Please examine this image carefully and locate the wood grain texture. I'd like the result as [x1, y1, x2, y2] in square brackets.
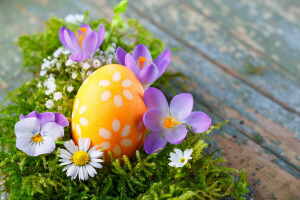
[1, 0, 300, 199]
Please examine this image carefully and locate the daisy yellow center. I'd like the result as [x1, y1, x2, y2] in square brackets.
[163, 117, 180, 128]
[31, 134, 43, 144]
[137, 56, 151, 69]
[73, 151, 89, 166]
[180, 157, 185, 163]
[76, 27, 87, 49]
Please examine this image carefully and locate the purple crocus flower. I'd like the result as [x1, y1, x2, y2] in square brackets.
[59, 24, 105, 62]
[20, 111, 69, 128]
[15, 111, 68, 156]
[116, 44, 171, 89]
[142, 87, 211, 154]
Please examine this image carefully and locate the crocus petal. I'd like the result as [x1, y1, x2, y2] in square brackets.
[154, 48, 171, 77]
[143, 108, 165, 131]
[143, 87, 169, 113]
[163, 125, 187, 145]
[40, 122, 64, 140]
[81, 31, 98, 56]
[54, 113, 69, 127]
[32, 136, 55, 156]
[116, 47, 127, 66]
[143, 131, 167, 154]
[69, 52, 90, 62]
[170, 93, 193, 121]
[183, 111, 211, 133]
[132, 44, 153, 63]
[96, 25, 105, 49]
[138, 63, 159, 89]
[15, 117, 40, 137]
[80, 24, 92, 33]
[59, 27, 80, 52]
[125, 53, 139, 75]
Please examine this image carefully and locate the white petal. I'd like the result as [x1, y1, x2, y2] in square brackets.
[183, 149, 193, 158]
[79, 166, 84, 181]
[15, 134, 35, 156]
[64, 140, 78, 154]
[90, 158, 103, 163]
[59, 149, 73, 159]
[88, 145, 98, 154]
[15, 117, 40, 137]
[60, 160, 73, 166]
[168, 162, 176, 167]
[83, 138, 91, 152]
[174, 149, 183, 158]
[66, 164, 76, 177]
[78, 137, 84, 151]
[31, 137, 55, 156]
[41, 122, 64, 140]
[85, 164, 97, 177]
[89, 161, 102, 169]
[63, 164, 72, 172]
[71, 166, 79, 180]
[89, 150, 103, 159]
[83, 166, 89, 180]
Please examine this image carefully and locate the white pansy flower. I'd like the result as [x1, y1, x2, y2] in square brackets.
[46, 99, 54, 109]
[15, 117, 64, 156]
[59, 138, 103, 181]
[168, 148, 193, 168]
[53, 92, 63, 101]
[67, 86, 74, 93]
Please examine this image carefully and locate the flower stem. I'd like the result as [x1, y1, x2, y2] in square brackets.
[55, 140, 65, 145]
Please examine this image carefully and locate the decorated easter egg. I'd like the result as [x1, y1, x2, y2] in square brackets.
[71, 64, 147, 158]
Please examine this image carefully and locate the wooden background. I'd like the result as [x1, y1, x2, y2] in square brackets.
[1, 0, 300, 199]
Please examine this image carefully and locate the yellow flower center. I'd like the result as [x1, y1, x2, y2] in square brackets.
[76, 27, 87, 49]
[180, 157, 185, 163]
[137, 56, 151, 69]
[72, 151, 89, 166]
[31, 134, 43, 144]
[163, 117, 180, 128]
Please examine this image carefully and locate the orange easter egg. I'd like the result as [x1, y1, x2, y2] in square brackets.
[71, 64, 147, 158]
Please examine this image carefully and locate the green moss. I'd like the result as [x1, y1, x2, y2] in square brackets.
[0, 1, 248, 199]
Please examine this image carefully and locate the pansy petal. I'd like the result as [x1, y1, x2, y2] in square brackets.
[154, 48, 171, 77]
[16, 134, 35, 156]
[116, 47, 127, 66]
[59, 27, 80, 52]
[69, 52, 90, 62]
[143, 131, 167, 154]
[32, 136, 55, 156]
[125, 54, 139, 75]
[138, 63, 159, 89]
[132, 44, 152, 63]
[54, 113, 69, 127]
[170, 93, 193, 120]
[41, 122, 64, 140]
[183, 111, 211, 133]
[19, 111, 40, 120]
[143, 87, 169, 113]
[96, 25, 105, 49]
[39, 112, 55, 128]
[81, 31, 98, 56]
[15, 117, 40, 137]
[163, 125, 187, 145]
[143, 109, 165, 131]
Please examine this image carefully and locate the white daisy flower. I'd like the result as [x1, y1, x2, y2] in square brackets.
[14, 117, 64, 156]
[59, 137, 103, 181]
[168, 148, 193, 168]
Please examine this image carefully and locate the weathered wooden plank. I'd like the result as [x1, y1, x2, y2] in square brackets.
[128, 0, 300, 116]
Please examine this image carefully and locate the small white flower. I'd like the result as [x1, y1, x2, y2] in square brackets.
[63, 49, 71, 55]
[92, 59, 101, 68]
[53, 47, 64, 58]
[67, 86, 74, 93]
[53, 92, 63, 101]
[82, 62, 91, 70]
[72, 73, 77, 79]
[86, 70, 92, 76]
[65, 14, 84, 24]
[59, 137, 104, 181]
[111, 43, 116, 48]
[40, 70, 47, 76]
[66, 59, 76, 66]
[46, 99, 54, 109]
[15, 117, 64, 156]
[106, 59, 112, 65]
[58, 106, 62, 111]
[37, 82, 42, 88]
[56, 63, 62, 69]
[168, 148, 193, 168]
